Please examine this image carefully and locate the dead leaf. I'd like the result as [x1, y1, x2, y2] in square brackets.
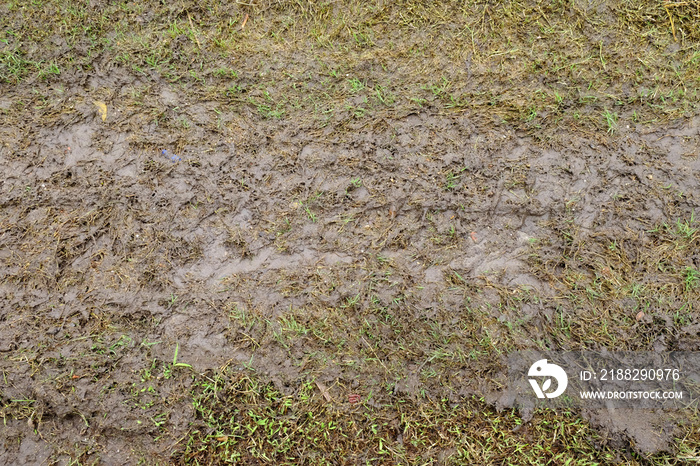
[316, 381, 332, 402]
[93, 100, 107, 122]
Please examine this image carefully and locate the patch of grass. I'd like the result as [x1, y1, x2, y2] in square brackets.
[177, 369, 625, 465]
[37, 61, 60, 80]
[528, 214, 700, 349]
[163, 343, 192, 379]
[249, 95, 286, 119]
[684, 267, 700, 293]
[672, 212, 698, 240]
[0, 49, 33, 83]
[444, 167, 466, 191]
[603, 108, 618, 134]
[347, 76, 364, 93]
[279, 312, 309, 336]
[3, 0, 699, 138]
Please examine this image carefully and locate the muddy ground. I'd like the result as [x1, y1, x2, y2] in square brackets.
[2, 0, 700, 464]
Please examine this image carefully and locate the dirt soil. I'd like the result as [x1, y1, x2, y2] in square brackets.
[2, 0, 700, 464]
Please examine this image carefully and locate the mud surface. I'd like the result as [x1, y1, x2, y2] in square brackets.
[4, 100, 700, 463]
[2, 0, 700, 463]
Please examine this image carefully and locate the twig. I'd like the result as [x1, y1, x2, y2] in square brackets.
[184, 5, 202, 49]
[665, 4, 677, 41]
[361, 336, 389, 373]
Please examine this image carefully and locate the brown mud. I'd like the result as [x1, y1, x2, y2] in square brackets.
[2, 0, 700, 464]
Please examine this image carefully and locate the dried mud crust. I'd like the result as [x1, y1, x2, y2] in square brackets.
[2, 0, 700, 463]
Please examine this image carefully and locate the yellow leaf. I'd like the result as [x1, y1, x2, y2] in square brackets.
[93, 100, 107, 122]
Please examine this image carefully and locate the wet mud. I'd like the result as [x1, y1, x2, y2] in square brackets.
[2, 1, 700, 462]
